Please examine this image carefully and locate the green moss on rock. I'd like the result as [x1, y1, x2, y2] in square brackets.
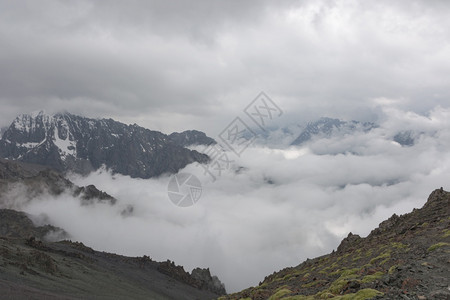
[427, 242, 449, 252]
[268, 288, 292, 300]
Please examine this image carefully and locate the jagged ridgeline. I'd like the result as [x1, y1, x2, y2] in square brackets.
[0, 111, 212, 178]
[222, 189, 450, 300]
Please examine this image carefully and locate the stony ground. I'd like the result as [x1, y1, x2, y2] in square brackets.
[221, 189, 450, 300]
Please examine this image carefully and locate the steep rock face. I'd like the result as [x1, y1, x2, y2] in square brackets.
[224, 189, 450, 300]
[291, 117, 376, 146]
[191, 267, 227, 295]
[169, 130, 216, 147]
[0, 111, 209, 178]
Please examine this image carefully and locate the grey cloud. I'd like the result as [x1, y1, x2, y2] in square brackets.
[0, 0, 449, 134]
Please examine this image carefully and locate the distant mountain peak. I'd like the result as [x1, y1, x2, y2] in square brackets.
[393, 130, 416, 147]
[291, 117, 377, 146]
[30, 109, 46, 117]
[0, 111, 210, 178]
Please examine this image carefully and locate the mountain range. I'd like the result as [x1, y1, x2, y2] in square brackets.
[0, 111, 213, 179]
[0, 112, 422, 178]
[249, 117, 420, 148]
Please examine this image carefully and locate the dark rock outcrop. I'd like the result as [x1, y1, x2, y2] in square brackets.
[157, 261, 226, 295]
[191, 267, 226, 295]
[336, 232, 362, 254]
[169, 130, 216, 147]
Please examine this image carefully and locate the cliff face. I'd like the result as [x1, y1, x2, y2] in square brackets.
[223, 189, 450, 300]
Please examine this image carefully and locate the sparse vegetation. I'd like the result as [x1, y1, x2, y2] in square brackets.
[339, 288, 383, 299]
[388, 264, 399, 274]
[328, 274, 359, 294]
[282, 295, 315, 300]
[427, 242, 449, 252]
[420, 222, 429, 228]
[442, 229, 450, 238]
[391, 242, 408, 249]
[369, 251, 390, 265]
[361, 271, 384, 283]
[301, 279, 327, 288]
[268, 288, 292, 300]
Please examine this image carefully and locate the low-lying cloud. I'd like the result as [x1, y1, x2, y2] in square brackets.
[3, 105, 450, 292]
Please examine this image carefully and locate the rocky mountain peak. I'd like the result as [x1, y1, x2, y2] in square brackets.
[169, 130, 216, 147]
[0, 111, 211, 178]
[336, 232, 362, 254]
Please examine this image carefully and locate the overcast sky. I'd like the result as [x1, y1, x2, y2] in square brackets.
[1, 0, 450, 135]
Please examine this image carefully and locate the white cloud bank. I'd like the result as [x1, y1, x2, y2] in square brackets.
[5, 105, 450, 292]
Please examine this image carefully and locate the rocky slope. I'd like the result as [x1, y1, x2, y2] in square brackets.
[0, 158, 116, 209]
[0, 210, 226, 299]
[222, 188, 450, 300]
[0, 111, 209, 178]
[0, 209, 67, 241]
